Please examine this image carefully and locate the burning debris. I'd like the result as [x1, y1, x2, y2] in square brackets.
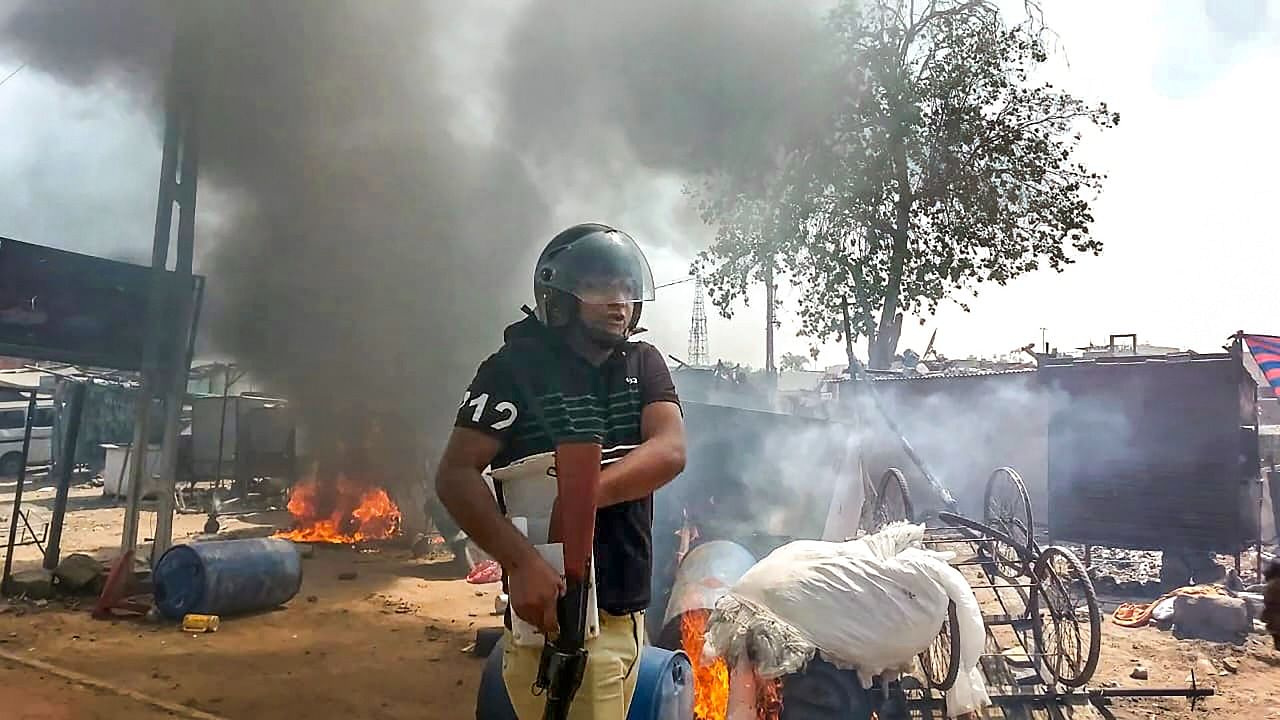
[680, 609, 782, 720]
[681, 609, 729, 719]
[274, 472, 401, 544]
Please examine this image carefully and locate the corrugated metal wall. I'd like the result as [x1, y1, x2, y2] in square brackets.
[863, 372, 1049, 523]
[1043, 354, 1258, 552]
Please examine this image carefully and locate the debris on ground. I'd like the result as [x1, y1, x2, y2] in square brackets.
[6, 569, 55, 600]
[1130, 664, 1149, 680]
[1173, 595, 1250, 642]
[53, 553, 105, 594]
[465, 560, 501, 585]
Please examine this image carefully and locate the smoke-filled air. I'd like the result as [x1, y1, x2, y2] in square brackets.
[0, 0, 833, 516]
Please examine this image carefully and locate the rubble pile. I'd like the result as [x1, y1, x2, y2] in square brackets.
[1082, 547, 1165, 597]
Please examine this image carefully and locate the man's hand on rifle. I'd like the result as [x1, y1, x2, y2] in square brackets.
[510, 549, 565, 636]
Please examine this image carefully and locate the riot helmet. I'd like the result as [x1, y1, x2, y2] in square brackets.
[533, 223, 656, 344]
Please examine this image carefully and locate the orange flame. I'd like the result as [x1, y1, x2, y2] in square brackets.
[274, 473, 402, 544]
[679, 609, 783, 720]
[756, 676, 783, 720]
[681, 610, 729, 720]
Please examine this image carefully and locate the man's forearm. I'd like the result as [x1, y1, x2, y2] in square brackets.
[597, 439, 685, 508]
[435, 465, 537, 570]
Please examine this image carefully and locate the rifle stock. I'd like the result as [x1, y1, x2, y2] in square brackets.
[538, 441, 602, 720]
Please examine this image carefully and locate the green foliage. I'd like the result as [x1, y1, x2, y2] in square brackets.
[779, 352, 810, 372]
[692, 0, 1118, 367]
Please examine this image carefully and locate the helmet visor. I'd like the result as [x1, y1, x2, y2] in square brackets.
[539, 230, 656, 305]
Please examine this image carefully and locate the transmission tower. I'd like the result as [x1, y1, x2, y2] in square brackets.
[688, 276, 710, 366]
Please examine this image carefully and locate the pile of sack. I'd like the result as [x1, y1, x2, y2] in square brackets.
[703, 522, 990, 718]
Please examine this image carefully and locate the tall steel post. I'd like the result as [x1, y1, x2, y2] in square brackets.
[120, 4, 208, 561]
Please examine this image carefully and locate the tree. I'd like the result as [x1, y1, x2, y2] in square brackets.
[688, 150, 796, 374]
[779, 352, 810, 372]
[696, 0, 1119, 368]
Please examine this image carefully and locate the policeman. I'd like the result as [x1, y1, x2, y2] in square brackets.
[435, 223, 687, 718]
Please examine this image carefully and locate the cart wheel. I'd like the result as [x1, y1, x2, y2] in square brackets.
[1031, 545, 1101, 688]
[917, 600, 961, 692]
[873, 468, 914, 529]
[983, 467, 1033, 579]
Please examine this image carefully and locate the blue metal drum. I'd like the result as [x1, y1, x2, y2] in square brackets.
[476, 639, 693, 720]
[152, 537, 303, 620]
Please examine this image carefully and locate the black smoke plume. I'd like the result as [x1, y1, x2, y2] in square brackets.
[1, 0, 832, 527]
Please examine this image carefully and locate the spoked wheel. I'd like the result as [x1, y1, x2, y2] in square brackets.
[917, 600, 961, 692]
[983, 467, 1033, 579]
[873, 468, 915, 530]
[1031, 545, 1101, 688]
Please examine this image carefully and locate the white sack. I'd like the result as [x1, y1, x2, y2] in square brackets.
[705, 522, 990, 718]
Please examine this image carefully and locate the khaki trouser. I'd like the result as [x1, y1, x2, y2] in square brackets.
[503, 611, 645, 720]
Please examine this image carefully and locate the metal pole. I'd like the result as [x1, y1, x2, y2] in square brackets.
[764, 259, 775, 378]
[839, 300, 954, 509]
[152, 13, 207, 558]
[2, 391, 40, 591]
[121, 12, 185, 556]
[43, 382, 88, 571]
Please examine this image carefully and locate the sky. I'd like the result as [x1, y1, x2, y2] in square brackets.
[1, 0, 1278, 372]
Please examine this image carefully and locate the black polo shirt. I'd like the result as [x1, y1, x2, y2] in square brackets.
[453, 315, 680, 615]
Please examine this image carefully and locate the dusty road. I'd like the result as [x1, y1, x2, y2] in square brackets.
[2, 542, 497, 720]
[4, 475, 1280, 718]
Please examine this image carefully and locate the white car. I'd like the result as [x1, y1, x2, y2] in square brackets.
[0, 399, 54, 476]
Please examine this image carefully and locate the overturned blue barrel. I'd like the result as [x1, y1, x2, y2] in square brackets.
[476, 639, 693, 720]
[153, 537, 303, 620]
[627, 647, 694, 720]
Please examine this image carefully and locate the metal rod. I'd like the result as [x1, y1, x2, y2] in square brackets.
[2, 391, 39, 591]
[967, 583, 1038, 590]
[152, 4, 208, 561]
[43, 381, 87, 570]
[121, 8, 184, 556]
[1090, 687, 1214, 698]
[906, 686, 1213, 708]
[840, 299, 955, 509]
[17, 510, 46, 553]
[214, 364, 231, 489]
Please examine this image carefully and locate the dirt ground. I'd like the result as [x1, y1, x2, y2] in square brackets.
[3, 473, 1279, 719]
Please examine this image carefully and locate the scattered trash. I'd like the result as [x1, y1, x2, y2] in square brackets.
[1130, 665, 1148, 680]
[466, 560, 502, 585]
[181, 614, 220, 633]
[6, 569, 55, 600]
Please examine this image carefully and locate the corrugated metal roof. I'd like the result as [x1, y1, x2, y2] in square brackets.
[1039, 351, 1233, 367]
[869, 367, 1037, 382]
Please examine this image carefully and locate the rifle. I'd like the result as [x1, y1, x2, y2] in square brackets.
[498, 331, 603, 718]
[536, 441, 601, 719]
